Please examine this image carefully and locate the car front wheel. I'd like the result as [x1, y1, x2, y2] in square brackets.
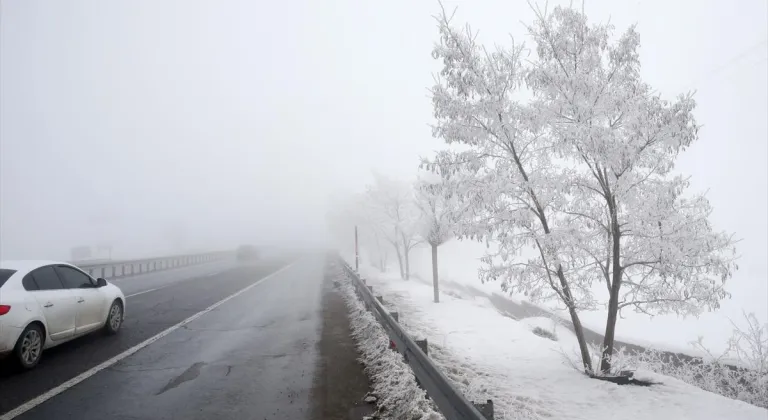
[15, 324, 44, 370]
[105, 300, 123, 335]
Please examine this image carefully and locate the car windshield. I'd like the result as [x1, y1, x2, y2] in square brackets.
[0, 269, 17, 289]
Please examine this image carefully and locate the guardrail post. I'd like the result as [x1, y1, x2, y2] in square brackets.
[473, 400, 494, 420]
[100, 267, 105, 278]
[367, 285, 373, 293]
[412, 338, 430, 391]
[415, 338, 428, 356]
[376, 296, 384, 304]
[390, 312, 399, 322]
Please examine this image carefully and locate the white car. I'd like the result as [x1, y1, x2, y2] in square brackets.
[0, 260, 126, 369]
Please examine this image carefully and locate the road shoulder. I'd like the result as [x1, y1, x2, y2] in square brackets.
[309, 259, 374, 420]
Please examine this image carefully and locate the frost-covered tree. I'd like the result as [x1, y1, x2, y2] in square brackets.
[526, 5, 738, 373]
[728, 312, 767, 380]
[365, 174, 422, 280]
[414, 172, 457, 302]
[358, 197, 392, 272]
[426, 5, 596, 372]
[427, 3, 737, 375]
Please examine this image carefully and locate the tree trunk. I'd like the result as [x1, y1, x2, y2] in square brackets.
[393, 242, 405, 280]
[431, 243, 439, 303]
[601, 289, 620, 374]
[404, 249, 411, 280]
[532, 203, 593, 373]
[375, 236, 384, 272]
[401, 234, 411, 280]
[600, 208, 623, 374]
[382, 250, 388, 273]
[556, 267, 594, 374]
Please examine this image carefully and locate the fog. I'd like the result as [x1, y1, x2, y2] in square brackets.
[1, 0, 766, 332]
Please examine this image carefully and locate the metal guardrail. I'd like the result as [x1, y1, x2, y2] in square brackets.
[72, 251, 233, 279]
[340, 258, 492, 420]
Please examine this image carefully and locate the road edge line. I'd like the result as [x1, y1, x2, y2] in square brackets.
[0, 260, 298, 420]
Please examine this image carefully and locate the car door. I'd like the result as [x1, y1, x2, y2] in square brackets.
[55, 265, 106, 334]
[28, 266, 78, 341]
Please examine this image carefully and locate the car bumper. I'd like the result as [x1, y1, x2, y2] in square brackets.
[0, 322, 23, 356]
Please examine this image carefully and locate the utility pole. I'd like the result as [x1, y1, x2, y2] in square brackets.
[354, 225, 359, 271]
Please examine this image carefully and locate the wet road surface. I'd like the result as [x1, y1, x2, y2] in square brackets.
[0, 253, 373, 420]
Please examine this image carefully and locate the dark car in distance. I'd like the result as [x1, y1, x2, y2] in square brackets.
[236, 245, 259, 262]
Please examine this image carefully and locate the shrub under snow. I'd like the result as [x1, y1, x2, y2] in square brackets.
[331, 262, 442, 420]
[611, 313, 768, 409]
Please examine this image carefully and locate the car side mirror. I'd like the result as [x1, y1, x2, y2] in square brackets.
[96, 278, 108, 288]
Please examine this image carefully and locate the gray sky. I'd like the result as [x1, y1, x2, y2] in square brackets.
[1, 0, 766, 323]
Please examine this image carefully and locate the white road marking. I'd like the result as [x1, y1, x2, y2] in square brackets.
[125, 287, 159, 298]
[206, 271, 222, 277]
[0, 261, 298, 420]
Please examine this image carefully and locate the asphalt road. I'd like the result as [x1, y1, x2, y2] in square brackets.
[0, 253, 373, 420]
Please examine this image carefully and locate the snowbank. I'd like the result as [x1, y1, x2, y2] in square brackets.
[355, 262, 768, 420]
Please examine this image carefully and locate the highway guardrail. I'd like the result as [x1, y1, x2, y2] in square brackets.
[73, 251, 232, 279]
[339, 258, 493, 420]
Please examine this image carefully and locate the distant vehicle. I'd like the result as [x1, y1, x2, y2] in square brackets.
[0, 261, 126, 370]
[236, 245, 259, 262]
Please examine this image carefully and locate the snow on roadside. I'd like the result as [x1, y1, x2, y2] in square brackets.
[329, 261, 442, 420]
[355, 263, 768, 420]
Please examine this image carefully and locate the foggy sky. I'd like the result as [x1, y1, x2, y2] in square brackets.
[1, 0, 766, 322]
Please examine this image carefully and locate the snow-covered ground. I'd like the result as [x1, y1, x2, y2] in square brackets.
[350, 260, 767, 420]
[401, 241, 767, 357]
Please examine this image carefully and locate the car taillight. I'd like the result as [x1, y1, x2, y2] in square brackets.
[0, 305, 10, 316]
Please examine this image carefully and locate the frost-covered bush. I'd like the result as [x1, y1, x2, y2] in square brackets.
[611, 313, 768, 409]
[330, 263, 442, 419]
